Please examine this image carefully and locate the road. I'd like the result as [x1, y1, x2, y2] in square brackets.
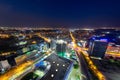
[40, 53, 73, 80]
[76, 51, 90, 80]
[0, 51, 47, 80]
[16, 52, 51, 80]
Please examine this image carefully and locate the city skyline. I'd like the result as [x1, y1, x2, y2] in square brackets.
[0, 1, 120, 80]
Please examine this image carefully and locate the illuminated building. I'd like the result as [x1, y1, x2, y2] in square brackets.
[106, 43, 120, 58]
[49, 39, 56, 49]
[88, 39, 108, 58]
[56, 41, 66, 57]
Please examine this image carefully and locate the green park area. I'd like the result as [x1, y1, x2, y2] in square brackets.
[68, 62, 81, 80]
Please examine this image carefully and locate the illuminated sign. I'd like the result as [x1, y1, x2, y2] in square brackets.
[99, 39, 108, 42]
[95, 39, 108, 42]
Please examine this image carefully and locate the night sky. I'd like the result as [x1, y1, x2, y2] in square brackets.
[0, 0, 120, 27]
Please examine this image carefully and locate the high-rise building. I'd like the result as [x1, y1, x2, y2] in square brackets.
[56, 43, 66, 53]
[50, 39, 56, 49]
[88, 39, 108, 58]
[56, 43, 66, 57]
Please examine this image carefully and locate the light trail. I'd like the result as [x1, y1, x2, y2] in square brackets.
[0, 61, 33, 80]
[27, 33, 51, 43]
[36, 33, 51, 43]
[69, 32, 106, 80]
[0, 52, 51, 80]
[105, 46, 120, 58]
[70, 32, 77, 48]
[70, 32, 76, 43]
[0, 34, 10, 38]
